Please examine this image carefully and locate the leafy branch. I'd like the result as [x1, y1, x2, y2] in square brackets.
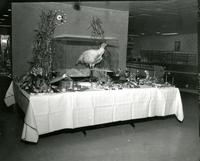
[31, 10, 57, 79]
[88, 16, 105, 40]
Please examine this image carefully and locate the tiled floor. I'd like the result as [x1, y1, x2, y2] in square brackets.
[0, 88, 199, 161]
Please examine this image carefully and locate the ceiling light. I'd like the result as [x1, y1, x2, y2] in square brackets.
[130, 14, 152, 18]
[129, 34, 140, 37]
[0, 24, 11, 28]
[161, 32, 178, 36]
[3, 14, 9, 17]
[141, 33, 145, 35]
[0, 18, 5, 21]
[8, 9, 11, 12]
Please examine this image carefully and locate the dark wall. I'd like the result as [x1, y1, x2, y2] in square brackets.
[12, 2, 129, 76]
[0, 27, 10, 35]
[0, 76, 11, 110]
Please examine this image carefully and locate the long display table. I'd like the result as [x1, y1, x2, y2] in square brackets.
[5, 82, 184, 143]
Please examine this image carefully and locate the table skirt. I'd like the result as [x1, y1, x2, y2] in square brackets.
[5, 82, 184, 143]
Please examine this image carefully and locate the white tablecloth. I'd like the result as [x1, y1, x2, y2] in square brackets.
[5, 82, 184, 143]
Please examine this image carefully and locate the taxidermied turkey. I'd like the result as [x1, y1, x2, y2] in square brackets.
[76, 43, 107, 68]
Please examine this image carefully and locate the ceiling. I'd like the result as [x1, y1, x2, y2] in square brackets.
[0, 0, 11, 28]
[0, 0, 198, 35]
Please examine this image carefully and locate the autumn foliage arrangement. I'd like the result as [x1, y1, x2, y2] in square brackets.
[19, 10, 57, 93]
